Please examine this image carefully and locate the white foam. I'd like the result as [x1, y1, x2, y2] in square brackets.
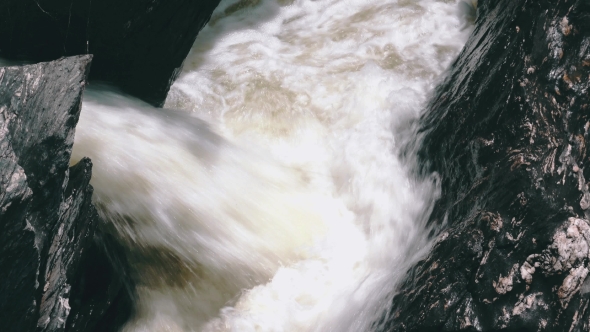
[72, 0, 471, 331]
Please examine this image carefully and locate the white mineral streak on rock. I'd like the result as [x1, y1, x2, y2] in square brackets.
[520, 261, 535, 285]
[0, 106, 8, 135]
[479, 240, 494, 266]
[459, 297, 480, 330]
[493, 264, 519, 295]
[512, 293, 543, 316]
[520, 218, 590, 308]
[551, 218, 590, 272]
[560, 16, 572, 36]
[6, 169, 26, 194]
[539, 319, 548, 330]
[485, 212, 503, 232]
[59, 295, 71, 311]
[557, 144, 573, 184]
[578, 172, 590, 213]
[543, 148, 558, 175]
[559, 265, 589, 307]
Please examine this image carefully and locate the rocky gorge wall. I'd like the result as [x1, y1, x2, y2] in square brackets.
[0, 56, 103, 331]
[0, 1, 223, 330]
[0, 0, 221, 106]
[383, 0, 590, 331]
[3, 0, 590, 331]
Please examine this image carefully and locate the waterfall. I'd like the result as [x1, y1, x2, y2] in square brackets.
[71, 0, 472, 330]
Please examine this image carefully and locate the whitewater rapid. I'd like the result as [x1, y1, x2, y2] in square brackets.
[71, 0, 472, 331]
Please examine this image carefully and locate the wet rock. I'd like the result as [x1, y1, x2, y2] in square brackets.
[38, 158, 98, 332]
[380, 0, 590, 331]
[0, 55, 91, 331]
[0, 56, 122, 332]
[66, 232, 135, 332]
[0, 0, 221, 106]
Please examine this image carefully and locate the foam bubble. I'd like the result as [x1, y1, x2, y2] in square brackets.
[72, 0, 471, 330]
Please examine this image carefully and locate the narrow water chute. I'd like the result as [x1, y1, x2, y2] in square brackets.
[71, 0, 473, 330]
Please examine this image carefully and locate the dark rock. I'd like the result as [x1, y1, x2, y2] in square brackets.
[0, 0, 221, 106]
[0, 56, 94, 331]
[38, 158, 98, 332]
[0, 56, 119, 332]
[380, 0, 590, 331]
[66, 232, 135, 332]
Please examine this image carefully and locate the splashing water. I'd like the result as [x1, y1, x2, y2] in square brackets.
[71, 0, 471, 331]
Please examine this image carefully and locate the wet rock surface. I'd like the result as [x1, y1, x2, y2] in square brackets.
[66, 232, 135, 332]
[0, 0, 221, 106]
[381, 0, 590, 331]
[0, 56, 131, 332]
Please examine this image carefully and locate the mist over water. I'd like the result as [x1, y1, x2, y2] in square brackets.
[71, 0, 472, 331]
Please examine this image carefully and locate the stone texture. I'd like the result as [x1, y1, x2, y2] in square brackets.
[0, 0, 221, 106]
[0, 56, 117, 332]
[380, 0, 590, 331]
[66, 232, 135, 332]
[38, 158, 98, 332]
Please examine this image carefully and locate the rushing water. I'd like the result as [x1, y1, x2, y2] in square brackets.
[71, 0, 472, 331]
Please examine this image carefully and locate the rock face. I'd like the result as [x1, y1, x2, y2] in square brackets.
[381, 0, 590, 331]
[0, 0, 221, 106]
[0, 56, 121, 331]
[66, 233, 135, 332]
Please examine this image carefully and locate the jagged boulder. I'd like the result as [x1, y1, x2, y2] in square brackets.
[0, 0, 221, 106]
[0, 56, 125, 332]
[381, 0, 590, 331]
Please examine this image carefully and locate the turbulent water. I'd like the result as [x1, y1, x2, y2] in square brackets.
[71, 0, 472, 331]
